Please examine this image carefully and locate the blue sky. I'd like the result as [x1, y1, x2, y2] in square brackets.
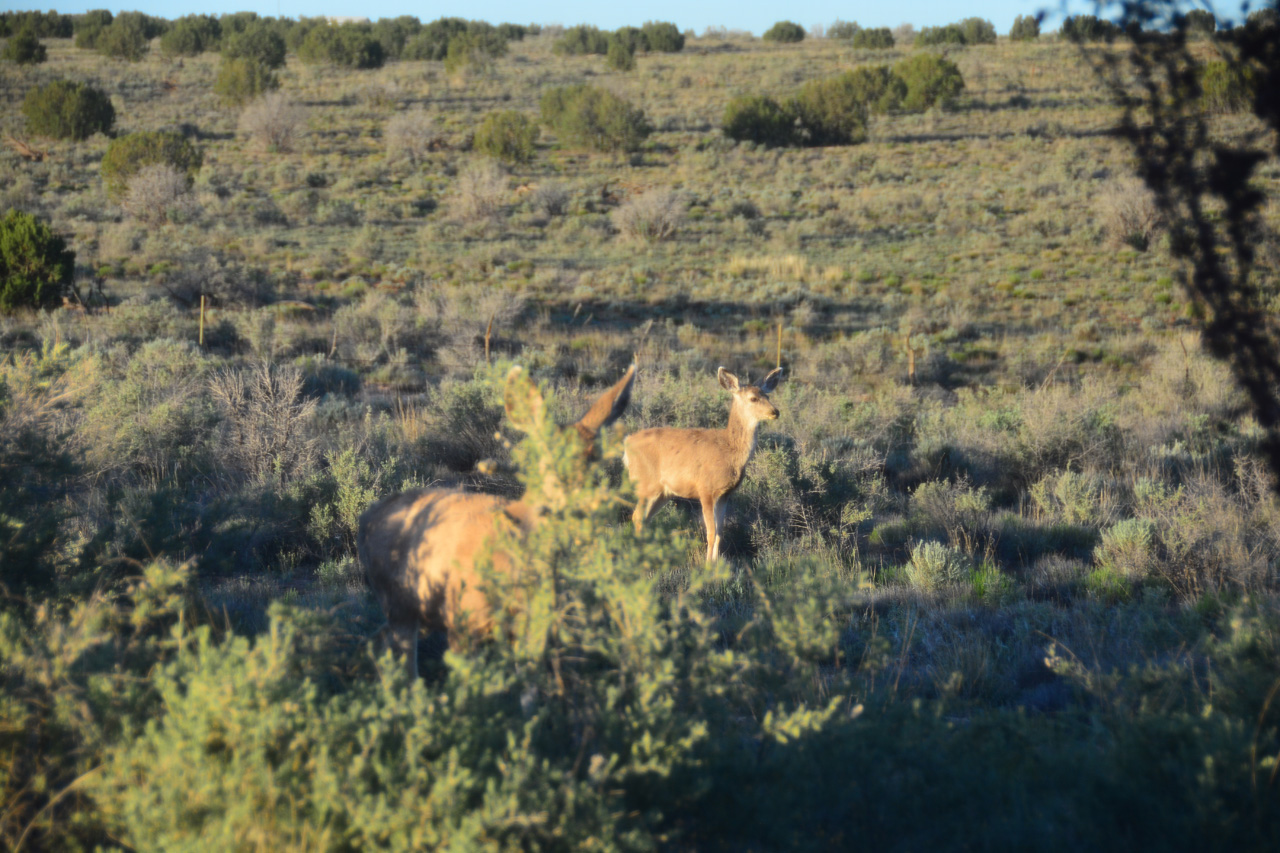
[7, 1, 1131, 35]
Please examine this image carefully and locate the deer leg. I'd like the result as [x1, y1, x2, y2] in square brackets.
[711, 500, 728, 561]
[387, 618, 420, 679]
[700, 497, 719, 564]
[633, 493, 670, 534]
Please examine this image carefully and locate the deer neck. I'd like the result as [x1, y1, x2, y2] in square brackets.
[725, 401, 763, 474]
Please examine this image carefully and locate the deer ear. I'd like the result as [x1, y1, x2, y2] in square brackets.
[717, 366, 740, 392]
[503, 366, 544, 432]
[759, 367, 783, 394]
[575, 363, 636, 436]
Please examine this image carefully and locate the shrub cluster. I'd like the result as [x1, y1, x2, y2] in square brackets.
[1061, 14, 1122, 42]
[220, 25, 286, 68]
[826, 20, 894, 47]
[789, 73, 873, 145]
[82, 11, 165, 61]
[1199, 59, 1260, 114]
[403, 18, 523, 63]
[2, 27, 46, 64]
[442, 27, 508, 73]
[159, 13, 221, 56]
[72, 8, 114, 49]
[852, 27, 895, 48]
[1010, 14, 1041, 41]
[473, 110, 538, 164]
[763, 20, 806, 43]
[724, 56, 963, 147]
[214, 56, 279, 105]
[21, 78, 116, 140]
[1181, 9, 1217, 35]
[723, 94, 795, 146]
[0, 209, 74, 313]
[916, 17, 997, 46]
[0, 9, 73, 38]
[896, 52, 966, 111]
[101, 131, 203, 200]
[297, 23, 385, 69]
[553, 23, 610, 55]
[539, 84, 651, 152]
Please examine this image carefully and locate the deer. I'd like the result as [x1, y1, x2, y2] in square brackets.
[624, 366, 783, 564]
[357, 364, 635, 676]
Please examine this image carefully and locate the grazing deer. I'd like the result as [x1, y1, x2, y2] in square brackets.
[357, 364, 635, 675]
[624, 366, 783, 563]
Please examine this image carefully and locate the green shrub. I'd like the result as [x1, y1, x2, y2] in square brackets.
[442, 27, 507, 73]
[788, 72, 871, 146]
[916, 24, 966, 46]
[1182, 9, 1216, 35]
[843, 65, 907, 114]
[2, 27, 46, 64]
[894, 52, 965, 111]
[851, 27, 895, 48]
[0, 209, 74, 314]
[159, 14, 221, 56]
[606, 36, 636, 71]
[94, 11, 162, 61]
[298, 24, 385, 68]
[21, 78, 116, 140]
[722, 93, 796, 146]
[402, 17, 468, 61]
[220, 25, 286, 68]
[904, 539, 970, 591]
[1094, 518, 1157, 582]
[0, 9, 72, 38]
[497, 22, 532, 41]
[539, 84, 651, 152]
[474, 110, 538, 164]
[101, 131, 203, 200]
[827, 20, 859, 40]
[214, 56, 279, 105]
[610, 25, 644, 54]
[371, 14, 422, 59]
[763, 21, 806, 43]
[1199, 59, 1260, 114]
[73, 8, 112, 49]
[1060, 14, 1121, 42]
[641, 20, 684, 52]
[553, 23, 609, 55]
[958, 17, 998, 44]
[1010, 14, 1041, 41]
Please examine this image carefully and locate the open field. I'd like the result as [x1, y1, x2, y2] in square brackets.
[3, 17, 1280, 849]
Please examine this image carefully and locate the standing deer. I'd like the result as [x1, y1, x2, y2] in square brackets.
[624, 366, 783, 563]
[358, 364, 635, 675]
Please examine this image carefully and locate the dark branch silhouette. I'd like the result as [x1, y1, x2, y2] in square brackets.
[1071, 1, 1280, 482]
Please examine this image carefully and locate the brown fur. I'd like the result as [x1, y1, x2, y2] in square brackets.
[624, 367, 783, 563]
[357, 365, 635, 675]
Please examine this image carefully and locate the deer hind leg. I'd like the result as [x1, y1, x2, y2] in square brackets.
[386, 618, 421, 679]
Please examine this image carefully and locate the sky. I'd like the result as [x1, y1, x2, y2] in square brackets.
[5, 1, 1133, 36]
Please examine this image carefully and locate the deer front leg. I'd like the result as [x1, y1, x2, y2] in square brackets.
[633, 493, 670, 534]
[700, 496, 719, 564]
[711, 499, 728, 561]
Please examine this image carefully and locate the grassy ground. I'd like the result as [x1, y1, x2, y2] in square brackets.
[2, 25, 1280, 848]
